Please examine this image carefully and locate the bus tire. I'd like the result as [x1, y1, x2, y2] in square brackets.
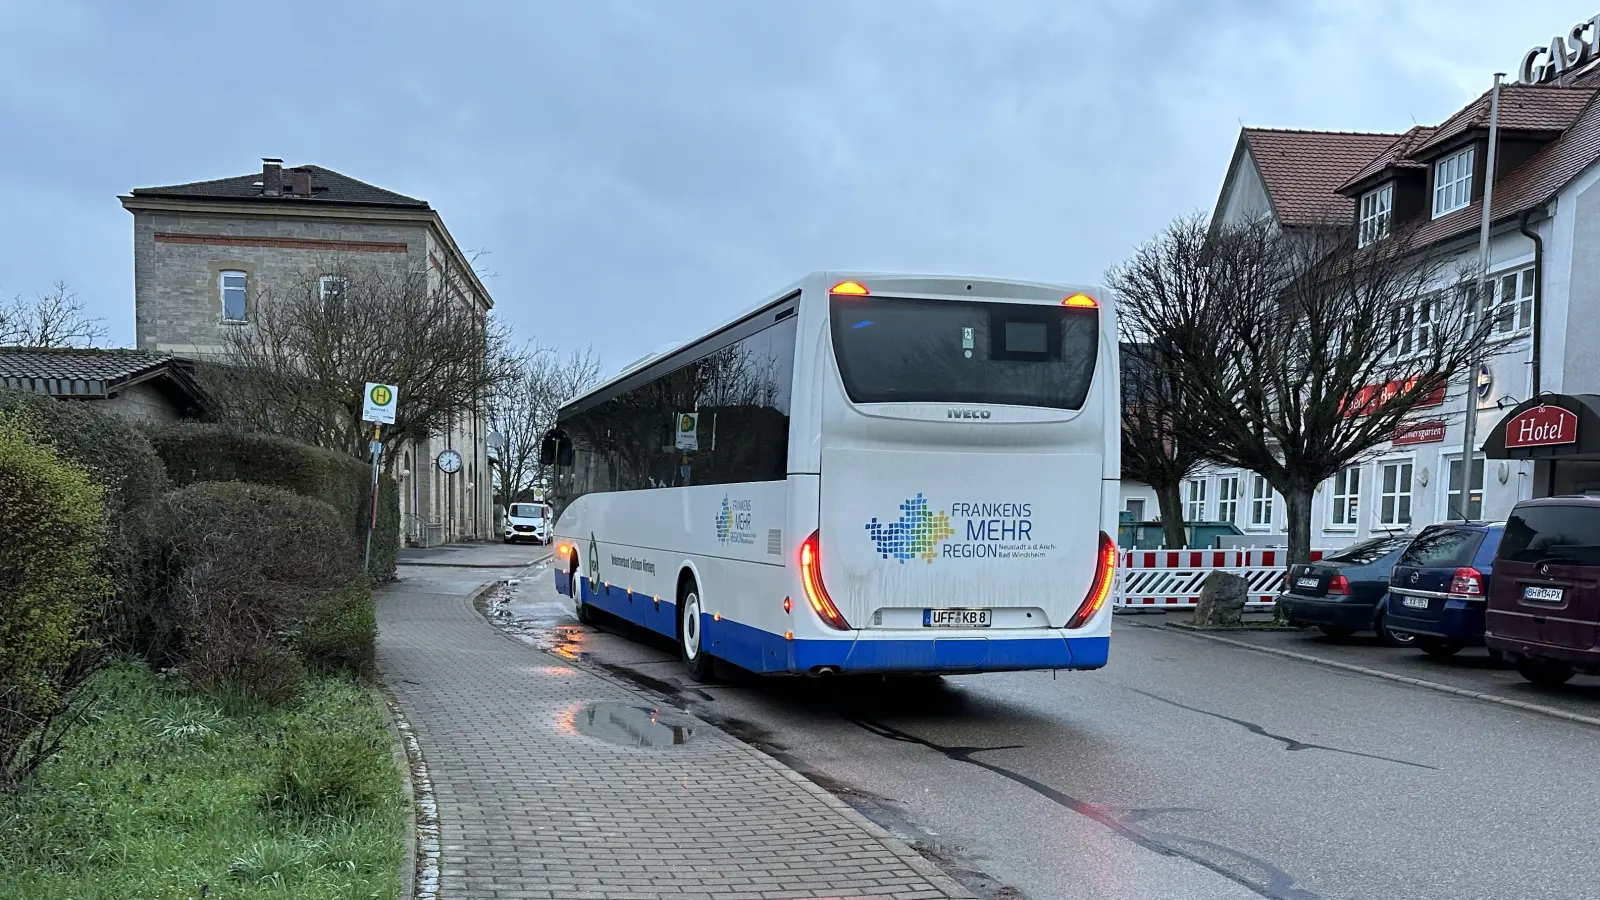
[678, 578, 714, 682]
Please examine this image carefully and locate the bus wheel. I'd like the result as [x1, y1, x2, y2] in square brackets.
[679, 583, 714, 682]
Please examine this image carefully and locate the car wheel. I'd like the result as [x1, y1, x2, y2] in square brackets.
[1373, 610, 1416, 647]
[1416, 638, 1463, 658]
[1516, 658, 1576, 687]
[1486, 647, 1507, 666]
[503, 537, 512, 544]
[679, 584, 714, 682]
[1317, 625, 1356, 639]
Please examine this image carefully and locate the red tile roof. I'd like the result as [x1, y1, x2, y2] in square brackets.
[1409, 85, 1595, 158]
[1338, 126, 1436, 193]
[1241, 129, 1404, 225]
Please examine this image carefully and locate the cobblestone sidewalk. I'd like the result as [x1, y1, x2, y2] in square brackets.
[377, 551, 972, 900]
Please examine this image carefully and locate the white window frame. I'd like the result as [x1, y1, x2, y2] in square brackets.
[220, 270, 248, 323]
[1387, 295, 1436, 360]
[1359, 183, 1393, 247]
[1216, 473, 1240, 525]
[1432, 146, 1474, 218]
[1125, 498, 1147, 521]
[1487, 266, 1534, 335]
[1248, 474, 1274, 530]
[1442, 453, 1486, 522]
[1378, 458, 1415, 528]
[1185, 478, 1208, 522]
[1329, 466, 1361, 530]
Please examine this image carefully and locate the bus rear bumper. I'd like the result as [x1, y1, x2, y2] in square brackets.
[791, 632, 1108, 674]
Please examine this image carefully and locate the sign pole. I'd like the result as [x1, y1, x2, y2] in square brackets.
[1461, 72, 1503, 521]
[364, 423, 382, 572]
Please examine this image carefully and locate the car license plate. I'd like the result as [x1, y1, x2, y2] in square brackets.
[1295, 576, 1320, 588]
[1401, 596, 1430, 609]
[1523, 585, 1564, 603]
[925, 608, 992, 627]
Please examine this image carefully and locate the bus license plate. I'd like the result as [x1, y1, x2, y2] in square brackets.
[925, 608, 992, 628]
[1523, 585, 1564, 603]
[1401, 596, 1429, 609]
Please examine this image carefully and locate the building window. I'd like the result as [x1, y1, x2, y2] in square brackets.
[1446, 454, 1485, 521]
[1359, 183, 1393, 247]
[1249, 475, 1273, 528]
[1488, 266, 1535, 334]
[1185, 478, 1207, 521]
[1330, 466, 1361, 528]
[220, 270, 248, 322]
[1217, 474, 1240, 524]
[1387, 295, 1436, 359]
[1379, 460, 1414, 527]
[319, 274, 346, 304]
[1125, 498, 1146, 520]
[1432, 146, 1474, 218]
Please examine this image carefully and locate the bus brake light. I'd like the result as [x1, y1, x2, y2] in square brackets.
[800, 531, 851, 630]
[1063, 293, 1098, 308]
[830, 281, 869, 296]
[1067, 532, 1116, 629]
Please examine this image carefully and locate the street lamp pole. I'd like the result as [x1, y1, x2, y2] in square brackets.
[1460, 72, 1503, 520]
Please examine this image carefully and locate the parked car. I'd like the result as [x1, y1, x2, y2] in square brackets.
[1486, 497, 1600, 687]
[1383, 521, 1505, 658]
[503, 501, 549, 545]
[1277, 534, 1416, 645]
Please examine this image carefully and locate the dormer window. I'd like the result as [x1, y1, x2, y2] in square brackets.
[1359, 183, 1393, 247]
[1432, 146, 1474, 217]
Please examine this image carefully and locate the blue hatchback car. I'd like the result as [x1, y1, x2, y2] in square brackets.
[1384, 521, 1506, 658]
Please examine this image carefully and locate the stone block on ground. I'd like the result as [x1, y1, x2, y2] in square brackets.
[1193, 570, 1248, 627]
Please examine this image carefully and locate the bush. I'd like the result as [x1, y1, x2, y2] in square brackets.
[0, 414, 107, 788]
[297, 579, 376, 676]
[262, 725, 393, 818]
[147, 424, 400, 580]
[143, 483, 362, 701]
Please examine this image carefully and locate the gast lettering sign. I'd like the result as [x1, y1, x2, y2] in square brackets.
[1504, 405, 1578, 449]
[1520, 14, 1600, 84]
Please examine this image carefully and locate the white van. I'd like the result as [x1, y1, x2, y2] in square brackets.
[503, 502, 549, 545]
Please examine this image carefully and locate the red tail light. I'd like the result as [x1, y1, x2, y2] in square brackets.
[1449, 567, 1485, 598]
[1327, 574, 1351, 595]
[1068, 532, 1117, 629]
[800, 531, 851, 630]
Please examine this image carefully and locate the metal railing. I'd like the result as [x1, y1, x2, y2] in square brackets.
[405, 513, 444, 549]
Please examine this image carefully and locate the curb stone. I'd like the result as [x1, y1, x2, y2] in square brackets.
[1148, 621, 1600, 730]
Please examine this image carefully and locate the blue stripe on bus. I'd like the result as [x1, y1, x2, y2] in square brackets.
[572, 574, 678, 637]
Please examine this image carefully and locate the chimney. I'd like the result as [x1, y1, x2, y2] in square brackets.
[290, 168, 312, 197]
[262, 158, 283, 196]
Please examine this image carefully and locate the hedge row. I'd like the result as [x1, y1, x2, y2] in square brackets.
[147, 424, 400, 580]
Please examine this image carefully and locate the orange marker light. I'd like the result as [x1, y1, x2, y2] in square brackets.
[1063, 293, 1098, 309]
[830, 280, 869, 295]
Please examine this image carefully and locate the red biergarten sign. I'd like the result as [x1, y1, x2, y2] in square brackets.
[1393, 419, 1447, 445]
[1504, 405, 1578, 449]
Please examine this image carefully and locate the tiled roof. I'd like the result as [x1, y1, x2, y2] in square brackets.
[0, 347, 187, 398]
[1242, 129, 1405, 225]
[1338, 126, 1436, 193]
[1410, 89, 1600, 246]
[131, 165, 429, 208]
[1409, 85, 1596, 158]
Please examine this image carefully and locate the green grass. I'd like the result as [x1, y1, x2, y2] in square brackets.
[0, 663, 405, 900]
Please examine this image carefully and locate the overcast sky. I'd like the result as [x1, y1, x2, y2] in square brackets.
[2, 0, 1595, 374]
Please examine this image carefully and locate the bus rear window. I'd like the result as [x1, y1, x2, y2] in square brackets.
[829, 296, 1098, 409]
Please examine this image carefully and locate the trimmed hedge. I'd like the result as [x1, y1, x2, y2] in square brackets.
[147, 424, 400, 580]
[142, 483, 370, 701]
[0, 413, 107, 787]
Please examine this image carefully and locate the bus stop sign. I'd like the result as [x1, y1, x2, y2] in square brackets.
[363, 382, 398, 424]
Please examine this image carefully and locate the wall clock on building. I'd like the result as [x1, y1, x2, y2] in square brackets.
[436, 449, 463, 474]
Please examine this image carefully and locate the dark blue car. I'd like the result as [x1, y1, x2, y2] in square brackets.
[1383, 522, 1506, 657]
[1277, 534, 1415, 645]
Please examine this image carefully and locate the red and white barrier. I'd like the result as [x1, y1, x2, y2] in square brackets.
[1114, 548, 1328, 610]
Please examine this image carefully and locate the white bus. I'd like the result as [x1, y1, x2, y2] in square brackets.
[543, 272, 1118, 679]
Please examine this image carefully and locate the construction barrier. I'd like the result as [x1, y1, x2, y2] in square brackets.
[1114, 548, 1328, 610]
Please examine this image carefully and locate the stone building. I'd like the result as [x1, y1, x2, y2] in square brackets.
[119, 158, 493, 544]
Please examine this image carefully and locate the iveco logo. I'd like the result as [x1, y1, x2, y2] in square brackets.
[947, 408, 992, 420]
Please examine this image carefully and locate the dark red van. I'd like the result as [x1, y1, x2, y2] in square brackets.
[1486, 496, 1600, 686]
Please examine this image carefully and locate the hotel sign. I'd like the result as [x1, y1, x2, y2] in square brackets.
[1504, 405, 1578, 449]
[1521, 15, 1600, 84]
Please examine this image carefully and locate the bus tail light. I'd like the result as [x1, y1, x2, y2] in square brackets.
[1062, 293, 1098, 308]
[830, 280, 869, 295]
[1067, 532, 1116, 629]
[800, 531, 851, 630]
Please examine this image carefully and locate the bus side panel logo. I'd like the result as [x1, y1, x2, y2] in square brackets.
[864, 493, 953, 564]
[716, 496, 735, 544]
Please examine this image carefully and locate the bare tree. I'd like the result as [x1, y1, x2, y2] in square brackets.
[0, 282, 106, 347]
[489, 345, 601, 510]
[1120, 342, 1197, 548]
[1112, 214, 1513, 566]
[206, 257, 515, 462]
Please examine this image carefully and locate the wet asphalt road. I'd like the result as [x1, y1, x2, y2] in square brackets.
[492, 554, 1600, 900]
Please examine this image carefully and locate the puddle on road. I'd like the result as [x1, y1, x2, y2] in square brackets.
[572, 701, 697, 748]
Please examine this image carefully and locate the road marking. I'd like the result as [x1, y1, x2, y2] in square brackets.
[1146, 623, 1600, 730]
